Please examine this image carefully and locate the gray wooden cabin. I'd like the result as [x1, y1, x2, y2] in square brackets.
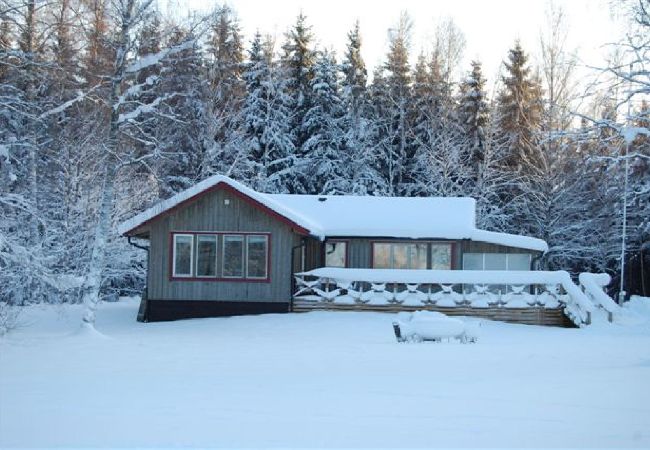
[119, 176, 548, 322]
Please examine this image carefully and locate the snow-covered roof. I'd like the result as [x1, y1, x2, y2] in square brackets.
[118, 175, 548, 252]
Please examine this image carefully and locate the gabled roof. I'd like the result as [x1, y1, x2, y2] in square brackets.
[118, 175, 548, 252]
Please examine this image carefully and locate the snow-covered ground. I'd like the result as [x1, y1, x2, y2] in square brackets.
[1, 298, 650, 448]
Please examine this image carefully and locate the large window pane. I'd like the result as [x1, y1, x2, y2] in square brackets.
[463, 253, 483, 270]
[173, 234, 193, 276]
[392, 244, 409, 269]
[373, 243, 391, 269]
[196, 235, 217, 277]
[247, 235, 268, 278]
[431, 244, 452, 269]
[373, 242, 451, 270]
[223, 235, 244, 277]
[507, 253, 531, 271]
[325, 241, 347, 267]
[484, 253, 507, 270]
[410, 244, 428, 269]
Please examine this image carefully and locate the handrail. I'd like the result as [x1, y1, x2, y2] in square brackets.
[579, 273, 619, 322]
[294, 268, 596, 326]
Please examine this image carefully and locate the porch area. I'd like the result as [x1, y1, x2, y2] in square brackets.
[293, 268, 617, 327]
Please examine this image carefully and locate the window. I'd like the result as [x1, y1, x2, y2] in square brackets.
[196, 235, 217, 277]
[223, 235, 245, 278]
[373, 243, 391, 269]
[171, 232, 270, 281]
[485, 253, 507, 271]
[462, 253, 532, 271]
[247, 235, 268, 279]
[372, 242, 444, 270]
[507, 253, 531, 271]
[430, 244, 452, 269]
[325, 241, 347, 267]
[462, 253, 483, 270]
[173, 234, 193, 277]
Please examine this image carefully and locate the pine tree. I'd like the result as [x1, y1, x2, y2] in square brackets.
[83, 0, 114, 87]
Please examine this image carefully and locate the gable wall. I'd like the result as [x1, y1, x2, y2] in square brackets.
[147, 187, 301, 303]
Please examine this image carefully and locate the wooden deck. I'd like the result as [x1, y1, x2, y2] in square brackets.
[291, 300, 575, 327]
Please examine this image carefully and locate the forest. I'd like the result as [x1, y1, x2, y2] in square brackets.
[0, 0, 649, 313]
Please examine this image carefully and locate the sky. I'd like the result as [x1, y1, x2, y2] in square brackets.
[176, 0, 625, 91]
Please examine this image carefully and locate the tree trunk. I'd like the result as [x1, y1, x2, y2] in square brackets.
[80, 0, 136, 328]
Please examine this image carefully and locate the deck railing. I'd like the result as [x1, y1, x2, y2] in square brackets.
[293, 268, 599, 326]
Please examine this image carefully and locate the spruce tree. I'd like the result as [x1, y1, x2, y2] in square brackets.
[240, 33, 295, 193]
[340, 20, 380, 194]
[458, 60, 489, 173]
[381, 12, 412, 195]
[496, 41, 543, 172]
[341, 20, 367, 145]
[202, 5, 245, 180]
[281, 11, 316, 173]
[302, 50, 346, 194]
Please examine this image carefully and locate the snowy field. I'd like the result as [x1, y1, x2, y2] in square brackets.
[1, 299, 650, 448]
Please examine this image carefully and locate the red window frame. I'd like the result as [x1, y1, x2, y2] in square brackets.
[168, 231, 271, 283]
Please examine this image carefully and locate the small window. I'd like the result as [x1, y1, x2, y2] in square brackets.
[173, 234, 193, 277]
[196, 235, 217, 277]
[325, 241, 347, 267]
[223, 235, 244, 277]
[247, 235, 268, 279]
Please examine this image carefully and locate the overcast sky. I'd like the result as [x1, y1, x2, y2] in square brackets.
[178, 0, 624, 90]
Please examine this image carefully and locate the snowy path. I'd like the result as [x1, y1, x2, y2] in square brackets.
[1, 299, 650, 448]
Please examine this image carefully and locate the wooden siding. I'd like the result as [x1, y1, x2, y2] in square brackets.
[147, 187, 298, 303]
[292, 301, 574, 327]
[303, 237, 323, 271]
[348, 238, 373, 268]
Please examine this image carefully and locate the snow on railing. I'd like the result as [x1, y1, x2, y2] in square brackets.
[293, 268, 595, 326]
[578, 273, 619, 322]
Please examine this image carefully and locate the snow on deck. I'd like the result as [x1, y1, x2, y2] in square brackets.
[1, 299, 649, 447]
[299, 267, 573, 285]
[118, 175, 547, 251]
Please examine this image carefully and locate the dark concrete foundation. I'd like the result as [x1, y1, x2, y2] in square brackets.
[140, 299, 290, 322]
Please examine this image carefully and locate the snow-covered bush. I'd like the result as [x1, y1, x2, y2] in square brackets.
[0, 302, 20, 336]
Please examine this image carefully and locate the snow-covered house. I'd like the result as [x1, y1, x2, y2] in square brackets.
[119, 175, 554, 323]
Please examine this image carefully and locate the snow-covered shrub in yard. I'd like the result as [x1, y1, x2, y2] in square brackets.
[0, 301, 20, 336]
[393, 311, 480, 343]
